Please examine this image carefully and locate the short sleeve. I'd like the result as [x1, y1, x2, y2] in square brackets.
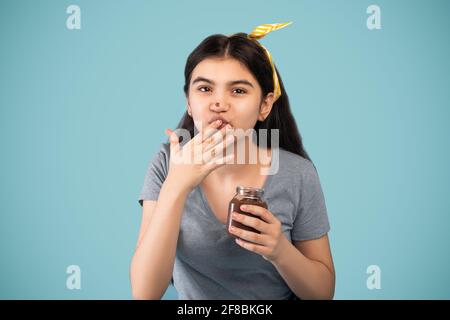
[291, 161, 330, 241]
[137, 144, 170, 207]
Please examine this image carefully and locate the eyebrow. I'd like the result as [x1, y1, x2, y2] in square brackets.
[192, 76, 254, 88]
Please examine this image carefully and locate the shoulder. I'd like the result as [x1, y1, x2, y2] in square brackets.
[276, 148, 318, 181]
[159, 142, 171, 159]
[158, 142, 171, 166]
[145, 142, 170, 176]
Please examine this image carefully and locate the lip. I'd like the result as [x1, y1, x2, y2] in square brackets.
[208, 116, 230, 127]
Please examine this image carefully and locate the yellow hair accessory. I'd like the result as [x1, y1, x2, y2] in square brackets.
[247, 22, 292, 103]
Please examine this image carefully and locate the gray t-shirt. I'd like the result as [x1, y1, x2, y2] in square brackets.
[138, 142, 330, 299]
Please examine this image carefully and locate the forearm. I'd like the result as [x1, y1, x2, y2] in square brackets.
[272, 236, 335, 300]
[130, 176, 190, 299]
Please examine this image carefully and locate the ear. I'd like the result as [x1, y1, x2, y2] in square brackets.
[258, 92, 275, 121]
[186, 96, 192, 116]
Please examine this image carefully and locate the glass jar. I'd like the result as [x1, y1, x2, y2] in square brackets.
[226, 186, 268, 237]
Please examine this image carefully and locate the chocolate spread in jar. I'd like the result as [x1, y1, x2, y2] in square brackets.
[226, 186, 267, 237]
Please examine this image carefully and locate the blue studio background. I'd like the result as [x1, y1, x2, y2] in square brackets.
[1, 0, 449, 299]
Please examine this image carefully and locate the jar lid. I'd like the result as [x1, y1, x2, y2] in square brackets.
[236, 186, 264, 198]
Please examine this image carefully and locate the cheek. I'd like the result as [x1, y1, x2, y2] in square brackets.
[232, 108, 260, 130]
[188, 94, 208, 113]
[187, 92, 203, 112]
[188, 101, 209, 130]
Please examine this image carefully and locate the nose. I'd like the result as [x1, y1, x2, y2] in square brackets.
[210, 101, 229, 112]
[210, 93, 229, 112]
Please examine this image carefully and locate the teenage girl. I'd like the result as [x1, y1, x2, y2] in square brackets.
[131, 23, 335, 300]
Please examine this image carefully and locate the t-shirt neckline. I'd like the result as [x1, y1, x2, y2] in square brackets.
[197, 162, 276, 228]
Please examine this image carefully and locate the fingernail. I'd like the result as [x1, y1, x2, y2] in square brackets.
[240, 205, 247, 210]
[216, 119, 222, 125]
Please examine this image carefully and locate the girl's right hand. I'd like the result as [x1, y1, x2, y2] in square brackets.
[164, 120, 235, 193]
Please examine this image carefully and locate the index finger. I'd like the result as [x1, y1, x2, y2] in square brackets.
[193, 119, 225, 145]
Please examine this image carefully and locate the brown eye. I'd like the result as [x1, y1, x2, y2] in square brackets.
[198, 86, 211, 92]
[233, 88, 246, 95]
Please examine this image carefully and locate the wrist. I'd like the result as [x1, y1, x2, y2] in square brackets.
[271, 235, 293, 266]
[164, 173, 193, 196]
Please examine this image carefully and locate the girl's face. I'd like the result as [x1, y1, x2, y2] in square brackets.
[186, 57, 274, 132]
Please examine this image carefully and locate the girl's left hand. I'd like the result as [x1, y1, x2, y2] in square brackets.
[229, 204, 286, 262]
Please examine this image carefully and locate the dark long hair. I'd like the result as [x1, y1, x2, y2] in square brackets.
[177, 32, 312, 163]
